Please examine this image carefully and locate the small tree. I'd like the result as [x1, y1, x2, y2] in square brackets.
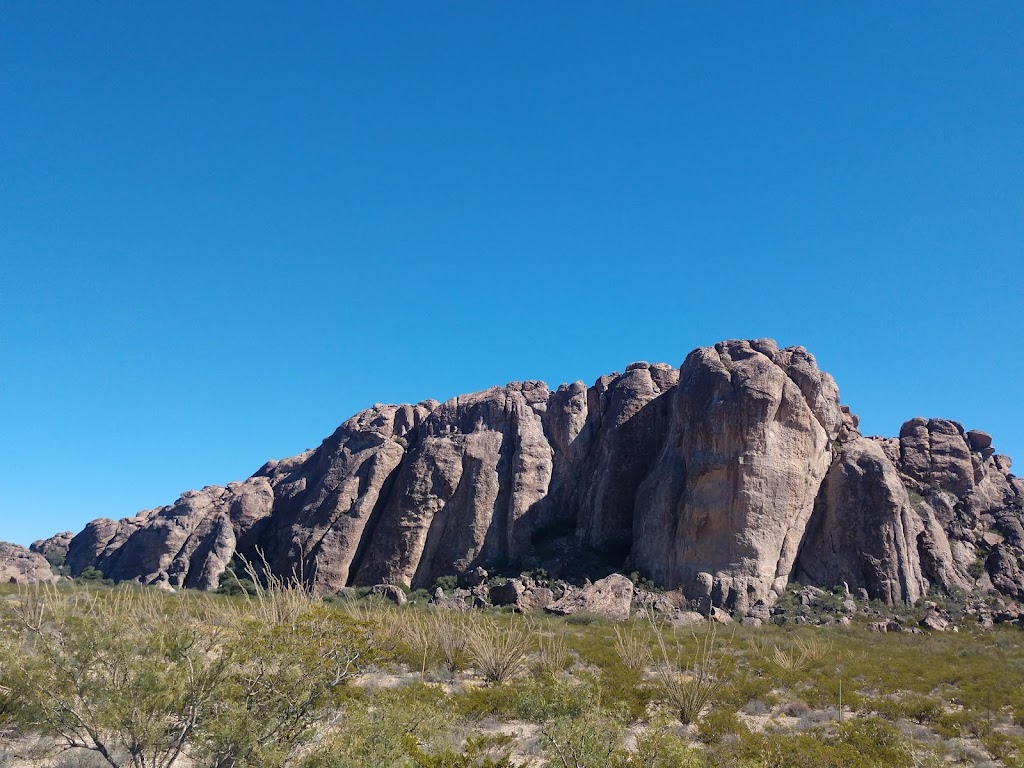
[1, 585, 230, 768]
[192, 607, 371, 767]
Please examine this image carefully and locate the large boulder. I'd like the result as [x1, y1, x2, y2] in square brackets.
[546, 574, 634, 620]
[0, 542, 58, 585]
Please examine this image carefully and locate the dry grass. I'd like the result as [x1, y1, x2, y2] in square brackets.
[466, 618, 532, 685]
[613, 625, 652, 672]
[430, 611, 470, 674]
[652, 618, 735, 725]
[536, 629, 571, 674]
[772, 635, 834, 672]
[231, 550, 320, 627]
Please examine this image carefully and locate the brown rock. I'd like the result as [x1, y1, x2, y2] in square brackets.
[371, 584, 407, 605]
[489, 579, 525, 607]
[920, 608, 951, 632]
[967, 430, 993, 452]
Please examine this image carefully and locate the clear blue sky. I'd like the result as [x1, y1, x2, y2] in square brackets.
[2, 4, 1021, 547]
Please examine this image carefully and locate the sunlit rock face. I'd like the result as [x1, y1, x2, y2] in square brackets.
[56, 339, 1024, 608]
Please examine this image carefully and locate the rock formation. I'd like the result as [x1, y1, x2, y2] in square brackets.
[30, 530, 74, 564]
[45, 339, 1023, 612]
[0, 542, 58, 585]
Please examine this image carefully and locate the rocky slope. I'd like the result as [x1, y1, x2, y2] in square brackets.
[30, 339, 1024, 611]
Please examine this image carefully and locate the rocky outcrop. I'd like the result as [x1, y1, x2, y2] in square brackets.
[794, 439, 926, 604]
[65, 477, 275, 591]
[546, 574, 634, 620]
[488, 578, 554, 613]
[0, 542, 58, 585]
[30, 531, 74, 564]
[632, 340, 843, 614]
[893, 418, 1024, 599]
[46, 339, 1024, 611]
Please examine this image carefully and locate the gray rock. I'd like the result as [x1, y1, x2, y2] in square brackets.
[489, 580, 525, 607]
[967, 430, 993, 452]
[793, 439, 926, 604]
[30, 531, 73, 563]
[34, 339, 1024, 615]
[0, 542, 58, 585]
[371, 584, 407, 605]
[920, 608, 951, 632]
[547, 573, 634, 621]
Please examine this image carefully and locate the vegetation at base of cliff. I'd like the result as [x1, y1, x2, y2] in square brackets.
[2, 583, 1024, 767]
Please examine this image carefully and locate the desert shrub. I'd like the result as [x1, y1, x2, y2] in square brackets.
[707, 716, 912, 768]
[613, 625, 652, 672]
[619, 719, 703, 768]
[599, 665, 654, 721]
[465, 618, 531, 685]
[535, 629, 571, 675]
[433, 575, 459, 593]
[782, 699, 812, 717]
[771, 635, 834, 672]
[195, 606, 371, 767]
[743, 699, 771, 715]
[453, 675, 593, 723]
[400, 611, 441, 676]
[215, 557, 258, 596]
[541, 708, 626, 768]
[299, 684, 450, 768]
[432, 612, 470, 674]
[0, 585, 231, 768]
[870, 693, 943, 724]
[564, 612, 602, 626]
[981, 731, 1024, 764]
[75, 566, 114, 586]
[652, 618, 734, 724]
[696, 708, 748, 744]
[402, 734, 514, 767]
[716, 673, 779, 711]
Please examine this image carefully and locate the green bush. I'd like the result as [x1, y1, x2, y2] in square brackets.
[433, 575, 459, 592]
[696, 708, 748, 744]
[541, 708, 626, 768]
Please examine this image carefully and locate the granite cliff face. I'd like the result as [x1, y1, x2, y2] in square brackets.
[31, 339, 1024, 609]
